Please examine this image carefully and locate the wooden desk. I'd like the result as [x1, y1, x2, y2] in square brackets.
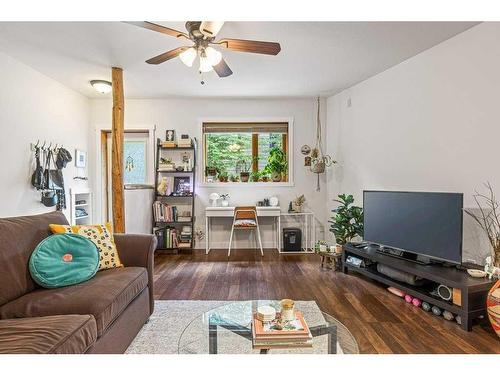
[205, 206, 281, 254]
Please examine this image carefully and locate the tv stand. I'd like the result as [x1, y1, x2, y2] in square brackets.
[374, 245, 433, 265]
[342, 243, 495, 331]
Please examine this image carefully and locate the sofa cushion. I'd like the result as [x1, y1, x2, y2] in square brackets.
[49, 223, 124, 270]
[29, 233, 100, 288]
[0, 211, 68, 306]
[0, 314, 97, 354]
[0, 267, 147, 337]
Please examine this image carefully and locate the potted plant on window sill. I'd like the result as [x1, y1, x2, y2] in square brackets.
[218, 170, 229, 182]
[250, 171, 260, 182]
[237, 157, 253, 182]
[205, 163, 219, 182]
[264, 147, 288, 182]
[329, 194, 363, 254]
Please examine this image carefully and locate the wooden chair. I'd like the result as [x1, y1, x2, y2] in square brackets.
[228, 206, 263, 257]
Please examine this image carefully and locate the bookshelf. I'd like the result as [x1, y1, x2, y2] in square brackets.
[153, 137, 197, 253]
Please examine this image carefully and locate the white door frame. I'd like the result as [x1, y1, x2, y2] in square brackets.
[94, 124, 156, 223]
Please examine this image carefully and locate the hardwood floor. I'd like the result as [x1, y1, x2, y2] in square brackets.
[153, 249, 500, 354]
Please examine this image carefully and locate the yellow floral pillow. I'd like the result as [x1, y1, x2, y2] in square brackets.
[49, 223, 123, 270]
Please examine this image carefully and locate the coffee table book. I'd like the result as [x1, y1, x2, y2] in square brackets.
[252, 312, 313, 349]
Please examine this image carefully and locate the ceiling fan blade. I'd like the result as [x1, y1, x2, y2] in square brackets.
[213, 58, 233, 78]
[217, 38, 281, 55]
[146, 47, 188, 65]
[199, 21, 225, 38]
[124, 21, 189, 39]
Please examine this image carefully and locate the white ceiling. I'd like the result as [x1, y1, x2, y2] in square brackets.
[0, 21, 478, 99]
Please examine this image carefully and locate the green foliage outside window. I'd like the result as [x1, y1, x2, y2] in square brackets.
[205, 133, 284, 180]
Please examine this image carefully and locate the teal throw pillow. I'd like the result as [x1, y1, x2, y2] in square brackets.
[29, 233, 99, 288]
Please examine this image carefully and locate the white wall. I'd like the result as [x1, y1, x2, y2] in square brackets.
[90, 97, 328, 249]
[0, 52, 90, 219]
[325, 22, 499, 263]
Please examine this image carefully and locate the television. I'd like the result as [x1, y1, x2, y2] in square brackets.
[363, 191, 463, 264]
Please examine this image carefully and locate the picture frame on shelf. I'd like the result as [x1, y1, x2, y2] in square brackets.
[173, 176, 191, 194]
[166, 130, 175, 142]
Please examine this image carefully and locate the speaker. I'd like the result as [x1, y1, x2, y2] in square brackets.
[437, 284, 453, 301]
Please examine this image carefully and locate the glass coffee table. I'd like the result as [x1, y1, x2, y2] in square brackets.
[177, 300, 358, 354]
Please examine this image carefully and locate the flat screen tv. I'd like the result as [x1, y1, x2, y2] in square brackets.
[363, 191, 463, 264]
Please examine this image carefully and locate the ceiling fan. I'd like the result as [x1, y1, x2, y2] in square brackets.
[125, 21, 281, 78]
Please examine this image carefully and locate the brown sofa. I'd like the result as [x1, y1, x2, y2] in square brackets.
[0, 211, 156, 354]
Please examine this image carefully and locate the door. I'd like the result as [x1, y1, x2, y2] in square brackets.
[103, 131, 154, 234]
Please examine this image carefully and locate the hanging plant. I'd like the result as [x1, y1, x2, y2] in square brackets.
[310, 96, 336, 191]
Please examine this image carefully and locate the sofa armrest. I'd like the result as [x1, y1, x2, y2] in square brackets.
[114, 233, 157, 314]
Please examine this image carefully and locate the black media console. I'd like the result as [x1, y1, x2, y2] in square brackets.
[342, 243, 495, 331]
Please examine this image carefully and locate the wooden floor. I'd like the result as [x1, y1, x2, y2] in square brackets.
[153, 249, 500, 354]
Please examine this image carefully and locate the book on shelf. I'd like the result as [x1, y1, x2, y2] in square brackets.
[154, 227, 178, 249]
[153, 201, 184, 222]
[251, 312, 313, 349]
[177, 216, 192, 222]
[161, 141, 176, 148]
[177, 139, 192, 148]
[158, 164, 175, 171]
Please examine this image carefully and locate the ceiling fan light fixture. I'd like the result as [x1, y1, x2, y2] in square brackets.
[205, 46, 222, 66]
[199, 56, 213, 72]
[179, 47, 197, 67]
[90, 80, 112, 94]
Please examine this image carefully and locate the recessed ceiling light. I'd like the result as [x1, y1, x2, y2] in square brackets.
[90, 80, 112, 94]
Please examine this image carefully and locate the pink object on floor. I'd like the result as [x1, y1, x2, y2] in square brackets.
[387, 287, 405, 297]
[412, 298, 422, 307]
[404, 294, 413, 303]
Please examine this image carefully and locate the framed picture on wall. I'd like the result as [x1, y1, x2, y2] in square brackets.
[75, 149, 87, 168]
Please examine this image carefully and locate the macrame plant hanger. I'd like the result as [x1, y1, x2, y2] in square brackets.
[310, 96, 336, 191]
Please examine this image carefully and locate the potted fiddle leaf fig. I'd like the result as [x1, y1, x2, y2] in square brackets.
[264, 147, 287, 182]
[329, 194, 363, 253]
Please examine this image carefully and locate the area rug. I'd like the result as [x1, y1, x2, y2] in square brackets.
[126, 300, 359, 354]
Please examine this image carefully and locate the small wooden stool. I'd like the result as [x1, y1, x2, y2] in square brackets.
[319, 252, 342, 271]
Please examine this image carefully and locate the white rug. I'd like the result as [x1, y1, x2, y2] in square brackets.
[126, 300, 359, 354]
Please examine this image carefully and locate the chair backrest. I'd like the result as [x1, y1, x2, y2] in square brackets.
[234, 206, 257, 220]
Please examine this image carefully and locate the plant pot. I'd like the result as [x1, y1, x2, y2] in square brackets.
[219, 176, 228, 182]
[311, 160, 325, 173]
[271, 172, 282, 182]
[262, 177, 270, 182]
[293, 203, 303, 213]
[335, 244, 343, 254]
[240, 172, 250, 182]
[206, 167, 217, 177]
[487, 279, 500, 338]
[251, 176, 260, 182]
[221, 200, 229, 207]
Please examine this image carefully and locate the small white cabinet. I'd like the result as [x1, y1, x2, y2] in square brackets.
[70, 188, 92, 225]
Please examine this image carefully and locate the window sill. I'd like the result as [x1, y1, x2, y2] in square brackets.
[198, 181, 295, 188]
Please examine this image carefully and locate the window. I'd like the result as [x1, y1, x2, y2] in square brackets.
[124, 139, 147, 184]
[203, 122, 289, 183]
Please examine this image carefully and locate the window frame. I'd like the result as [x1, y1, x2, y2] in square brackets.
[198, 117, 294, 187]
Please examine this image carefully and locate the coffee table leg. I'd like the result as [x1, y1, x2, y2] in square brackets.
[209, 323, 217, 354]
[328, 325, 337, 354]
